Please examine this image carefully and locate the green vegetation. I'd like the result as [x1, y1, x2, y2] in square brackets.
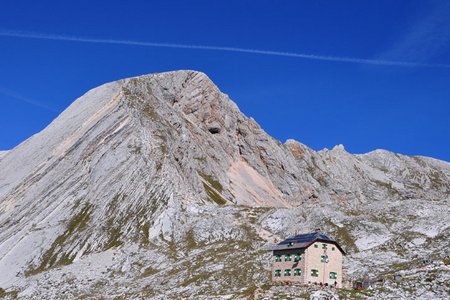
[199, 172, 226, 205]
[141, 223, 150, 245]
[140, 266, 159, 278]
[180, 272, 212, 287]
[26, 203, 93, 276]
[428, 170, 449, 190]
[240, 285, 258, 299]
[203, 182, 227, 205]
[412, 156, 427, 167]
[156, 134, 168, 155]
[334, 226, 357, 252]
[102, 194, 125, 249]
[104, 192, 168, 248]
[0, 288, 18, 299]
[307, 157, 330, 187]
[145, 82, 154, 96]
[185, 229, 197, 249]
[199, 172, 223, 192]
[324, 219, 358, 253]
[143, 106, 158, 120]
[173, 220, 267, 295]
[104, 226, 123, 249]
[316, 175, 328, 187]
[372, 179, 401, 197]
[337, 288, 373, 299]
[128, 144, 142, 155]
[194, 156, 207, 163]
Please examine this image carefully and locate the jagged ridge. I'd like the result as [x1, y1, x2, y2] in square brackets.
[0, 71, 449, 299]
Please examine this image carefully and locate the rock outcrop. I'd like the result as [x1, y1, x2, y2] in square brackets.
[0, 71, 448, 299]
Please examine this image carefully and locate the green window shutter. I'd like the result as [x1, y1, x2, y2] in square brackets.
[311, 269, 319, 277]
[285, 254, 291, 261]
[284, 269, 291, 276]
[288, 242, 294, 247]
[294, 254, 301, 261]
[322, 243, 327, 249]
[275, 255, 281, 262]
[321, 255, 329, 263]
[294, 268, 302, 276]
[274, 269, 281, 277]
[329, 272, 337, 279]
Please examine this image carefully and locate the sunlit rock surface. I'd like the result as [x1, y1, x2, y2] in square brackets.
[0, 71, 449, 299]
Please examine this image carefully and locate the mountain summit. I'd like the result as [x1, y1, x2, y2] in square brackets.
[0, 71, 449, 298]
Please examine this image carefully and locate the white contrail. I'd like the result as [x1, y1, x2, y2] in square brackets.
[0, 29, 449, 68]
[0, 86, 58, 112]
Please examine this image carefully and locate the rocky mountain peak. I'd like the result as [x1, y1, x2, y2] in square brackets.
[332, 144, 346, 152]
[0, 71, 449, 299]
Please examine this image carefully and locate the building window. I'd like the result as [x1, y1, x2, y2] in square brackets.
[321, 255, 329, 263]
[284, 254, 292, 261]
[311, 269, 319, 277]
[274, 269, 281, 277]
[294, 268, 302, 276]
[284, 269, 291, 276]
[329, 272, 337, 279]
[322, 243, 327, 249]
[332, 247, 335, 251]
[314, 244, 318, 248]
[287, 241, 294, 247]
[294, 254, 302, 262]
[275, 255, 281, 262]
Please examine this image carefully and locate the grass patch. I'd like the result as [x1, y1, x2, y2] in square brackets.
[199, 172, 226, 205]
[129, 145, 142, 155]
[240, 285, 258, 299]
[428, 170, 449, 190]
[103, 215, 133, 249]
[203, 182, 227, 205]
[324, 220, 357, 253]
[143, 106, 158, 120]
[104, 227, 123, 249]
[194, 156, 207, 163]
[0, 288, 18, 299]
[181, 273, 212, 287]
[338, 288, 373, 299]
[141, 223, 150, 245]
[186, 229, 197, 249]
[372, 179, 401, 197]
[26, 203, 93, 276]
[140, 266, 159, 278]
[335, 227, 357, 252]
[199, 172, 223, 192]
[156, 134, 168, 155]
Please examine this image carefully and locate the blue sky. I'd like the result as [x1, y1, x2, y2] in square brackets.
[0, 0, 449, 161]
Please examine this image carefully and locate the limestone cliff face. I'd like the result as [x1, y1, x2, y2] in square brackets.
[0, 71, 449, 299]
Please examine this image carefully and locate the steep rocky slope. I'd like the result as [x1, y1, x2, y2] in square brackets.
[0, 71, 448, 299]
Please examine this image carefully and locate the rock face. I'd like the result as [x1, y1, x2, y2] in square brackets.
[0, 70, 449, 299]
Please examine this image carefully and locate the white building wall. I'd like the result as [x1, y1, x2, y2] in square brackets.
[304, 241, 343, 287]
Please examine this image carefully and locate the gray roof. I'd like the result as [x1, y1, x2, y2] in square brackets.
[269, 241, 311, 251]
[269, 231, 346, 254]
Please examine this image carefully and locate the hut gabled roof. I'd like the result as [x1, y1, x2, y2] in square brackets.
[271, 231, 346, 255]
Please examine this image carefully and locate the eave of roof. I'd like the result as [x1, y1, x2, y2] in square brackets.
[278, 232, 333, 245]
[269, 233, 347, 255]
[269, 241, 313, 251]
